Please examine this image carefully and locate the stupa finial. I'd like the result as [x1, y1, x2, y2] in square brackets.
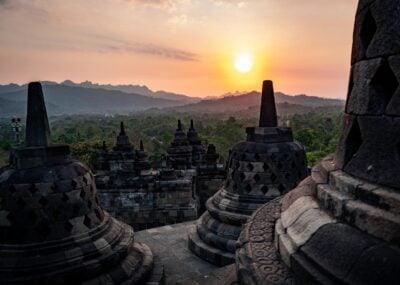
[259, 80, 277, 128]
[177, 119, 182, 130]
[25, 82, 51, 147]
[120, 122, 125, 136]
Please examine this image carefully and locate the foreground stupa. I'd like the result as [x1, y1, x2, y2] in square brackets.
[236, 1, 400, 284]
[0, 82, 163, 284]
[188, 80, 308, 266]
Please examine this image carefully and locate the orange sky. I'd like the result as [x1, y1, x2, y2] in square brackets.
[0, 0, 358, 98]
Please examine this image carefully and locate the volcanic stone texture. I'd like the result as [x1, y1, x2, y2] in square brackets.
[0, 82, 163, 285]
[188, 125, 308, 266]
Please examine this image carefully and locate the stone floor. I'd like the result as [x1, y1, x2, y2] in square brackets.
[135, 222, 237, 285]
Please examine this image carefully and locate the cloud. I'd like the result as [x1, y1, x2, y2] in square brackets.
[87, 33, 198, 61]
[125, 42, 198, 61]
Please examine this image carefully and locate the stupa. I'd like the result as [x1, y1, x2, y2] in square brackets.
[195, 144, 226, 215]
[236, 1, 400, 284]
[188, 80, 308, 266]
[166, 120, 192, 170]
[187, 120, 206, 166]
[0, 82, 163, 284]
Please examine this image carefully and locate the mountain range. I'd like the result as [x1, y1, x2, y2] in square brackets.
[0, 81, 345, 118]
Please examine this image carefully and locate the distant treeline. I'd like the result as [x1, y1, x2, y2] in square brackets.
[0, 109, 343, 169]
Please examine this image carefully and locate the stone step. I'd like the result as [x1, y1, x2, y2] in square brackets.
[317, 183, 400, 243]
[198, 212, 241, 240]
[328, 170, 400, 215]
[187, 225, 235, 267]
[196, 217, 237, 253]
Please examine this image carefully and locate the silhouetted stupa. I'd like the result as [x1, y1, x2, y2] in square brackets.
[188, 80, 308, 266]
[0, 82, 163, 284]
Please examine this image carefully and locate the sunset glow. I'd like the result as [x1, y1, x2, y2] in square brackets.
[234, 52, 253, 74]
[0, 0, 359, 98]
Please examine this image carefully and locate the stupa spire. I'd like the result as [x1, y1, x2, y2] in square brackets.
[119, 121, 126, 136]
[25, 82, 51, 147]
[259, 80, 277, 128]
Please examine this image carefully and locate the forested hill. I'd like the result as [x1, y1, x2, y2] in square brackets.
[167, 91, 344, 114]
[0, 84, 185, 117]
[0, 82, 344, 118]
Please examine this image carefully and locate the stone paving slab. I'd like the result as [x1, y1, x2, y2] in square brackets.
[136, 222, 223, 285]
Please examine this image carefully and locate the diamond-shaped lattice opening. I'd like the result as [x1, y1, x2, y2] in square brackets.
[270, 173, 277, 182]
[360, 10, 377, 50]
[95, 208, 102, 220]
[263, 163, 269, 172]
[0, 197, 6, 208]
[52, 208, 60, 220]
[62, 193, 69, 202]
[64, 221, 73, 232]
[254, 174, 260, 182]
[270, 153, 276, 161]
[247, 163, 254, 171]
[51, 183, 58, 192]
[29, 184, 38, 194]
[277, 162, 284, 170]
[72, 204, 81, 216]
[240, 173, 246, 182]
[371, 61, 399, 109]
[16, 198, 26, 208]
[83, 215, 91, 228]
[278, 184, 285, 194]
[245, 184, 252, 193]
[254, 153, 260, 160]
[71, 180, 78, 189]
[291, 161, 296, 169]
[284, 173, 291, 180]
[28, 210, 38, 224]
[344, 118, 363, 166]
[261, 185, 269, 195]
[39, 196, 49, 207]
[36, 222, 51, 238]
[6, 212, 14, 222]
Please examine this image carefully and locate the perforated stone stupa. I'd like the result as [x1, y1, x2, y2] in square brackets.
[0, 82, 163, 284]
[167, 120, 193, 170]
[236, 1, 400, 284]
[195, 144, 227, 215]
[188, 80, 308, 266]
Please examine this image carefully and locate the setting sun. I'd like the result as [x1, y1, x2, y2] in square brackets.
[234, 52, 253, 74]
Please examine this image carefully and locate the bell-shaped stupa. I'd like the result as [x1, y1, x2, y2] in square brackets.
[188, 80, 308, 266]
[0, 82, 163, 284]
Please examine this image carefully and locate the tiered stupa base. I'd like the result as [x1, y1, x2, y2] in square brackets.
[188, 125, 308, 267]
[236, 155, 400, 284]
[0, 210, 165, 285]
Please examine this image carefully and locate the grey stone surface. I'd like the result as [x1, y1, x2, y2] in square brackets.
[136, 222, 220, 285]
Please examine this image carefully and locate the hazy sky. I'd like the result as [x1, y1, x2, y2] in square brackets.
[0, 0, 358, 98]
